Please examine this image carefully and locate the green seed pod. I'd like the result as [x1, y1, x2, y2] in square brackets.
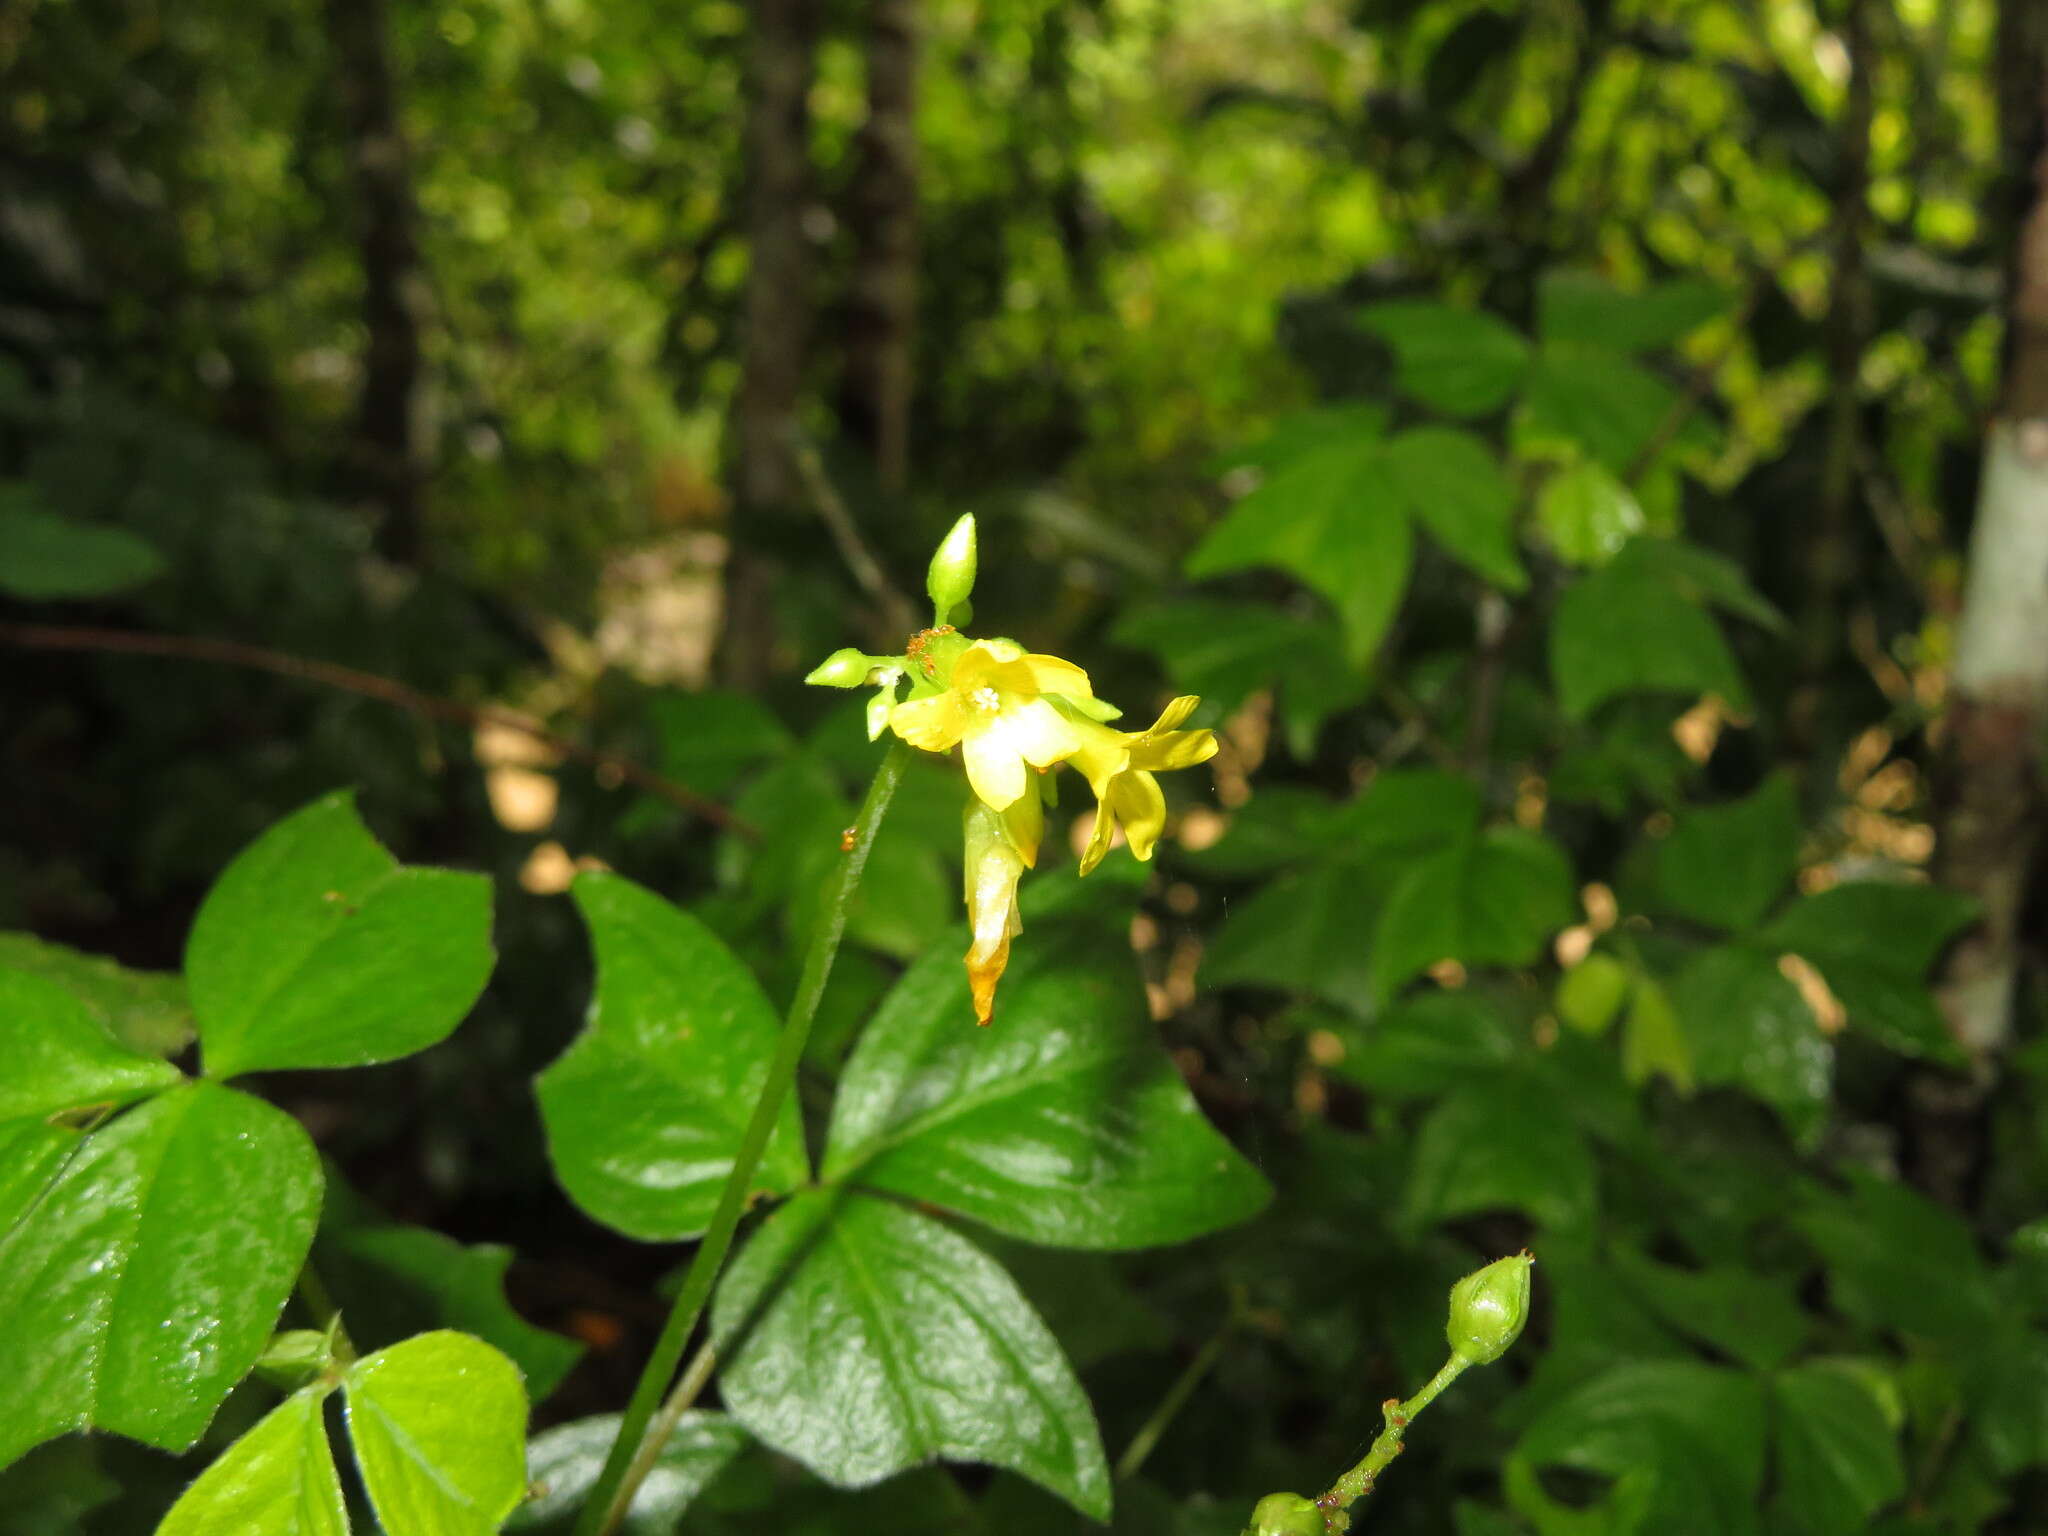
[926, 513, 978, 624]
[807, 647, 885, 688]
[1246, 1492, 1325, 1536]
[1446, 1251, 1533, 1366]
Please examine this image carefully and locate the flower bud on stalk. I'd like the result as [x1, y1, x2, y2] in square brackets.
[926, 513, 978, 626]
[1247, 1492, 1325, 1536]
[1446, 1251, 1533, 1366]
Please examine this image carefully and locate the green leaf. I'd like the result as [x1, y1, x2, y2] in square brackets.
[824, 928, 1270, 1249]
[186, 792, 495, 1078]
[510, 1411, 749, 1534]
[1383, 427, 1526, 590]
[1537, 461, 1645, 567]
[712, 1189, 1110, 1519]
[647, 691, 795, 796]
[1537, 272, 1731, 354]
[1370, 829, 1574, 1000]
[1188, 438, 1414, 665]
[0, 1082, 322, 1467]
[1610, 1247, 1805, 1371]
[1769, 1363, 1904, 1534]
[1654, 775, 1801, 932]
[0, 1438, 120, 1534]
[1557, 955, 1631, 1036]
[1621, 540, 1785, 631]
[156, 1387, 347, 1536]
[1357, 301, 1531, 416]
[1202, 857, 1390, 1015]
[1673, 945, 1830, 1140]
[0, 967, 182, 1121]
[1402, 1075, 1597, 1233]
[1518, 349, 1685, 474]
[1550, 541, 1751, 719]
[1796, 1170, 1998, 1347]
[1333, 990, 1521, 1098]
[344, 1332, 527, 1536]
[1620, 973, 1694, 1094]
[1341, 768, 1486, 852]
[0, 933, 193, 1057]
[1761, 883, 1978, 1060]
[1209, 403, 1388, 475]
[319, 1219, 582, 1402]
[0, 491, 165, 599]
[1514, 1361, 1766, 1536]
[535, 872, 807, 1241]
[0, 1119, 77, 1237]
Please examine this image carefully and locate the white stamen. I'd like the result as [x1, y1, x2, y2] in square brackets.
[970, 685, 1001, 713]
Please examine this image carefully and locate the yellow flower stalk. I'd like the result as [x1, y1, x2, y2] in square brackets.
[1069, 696, 1220, 875]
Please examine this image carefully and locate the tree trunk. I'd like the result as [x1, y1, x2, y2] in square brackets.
[842, 0, 921, 495]
[326, 0, 431, 566]
[721, 0, 820, 687]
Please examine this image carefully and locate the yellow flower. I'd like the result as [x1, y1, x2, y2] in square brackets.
[887, 639, 1094, 812]
[1069, 696, 1219, 875]
[961, 792, 1041, 1026]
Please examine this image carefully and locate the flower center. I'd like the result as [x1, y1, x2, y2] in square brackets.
[969, 685, 1002, 713]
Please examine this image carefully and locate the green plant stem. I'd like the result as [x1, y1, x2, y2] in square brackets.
[614, 1340, 718, 1512]
[1115, 1300, 1242, 1483]
[573, 741, 911, 1536]
[1318, 1354, 1470, 1531]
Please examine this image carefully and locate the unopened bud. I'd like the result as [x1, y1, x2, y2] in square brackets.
[1247, 1492, 1324, 1536]
[1446, 1251, 1533, 1366]
[926, 513, 978, 624]
[254, 1328, 334, 1390]
[807, 648, 883, 688]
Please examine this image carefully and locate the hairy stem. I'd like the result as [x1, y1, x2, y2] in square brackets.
[1318, 1355, 1470, 1530]
[574, 742, 910, 1536]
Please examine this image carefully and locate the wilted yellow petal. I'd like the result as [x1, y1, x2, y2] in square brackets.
[964, 801, 1027, 1026]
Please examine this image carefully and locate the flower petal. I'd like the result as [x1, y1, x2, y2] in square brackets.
[1143, 696, 1202, 737]
[1130, 727, 1218, 773]
[889, 691, 969, 752]
[962, 726, 1028, 810]
[997, 698, 1083, 769]
[1109, 770, 1168, 861]
[1021, 653, 1094, 700]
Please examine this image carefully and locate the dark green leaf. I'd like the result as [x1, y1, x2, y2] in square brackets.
[1402, 1074, 1597, 1233]
[1178, 786, 1352, 877]
[0, 933, 192, 1057]
[712, 1190, 1111, 1519]
[0, 491, 164, 599]
[1357, 301, 1531, 417]
[0, 967, 182, 1122]
[186, 792, 495, 1077]
[1761, 884, 1978, 1060]
[1550, 541, 1750, 718]
[1610, 1247, 1805, 1370]
[1654, 774, 1801, 932]
[510, 1412, 749, 1535]
[1188, 439, 1414, 665]
[824, 928, 1270, 1249]
[1796, 1170, 1998, 1347]
[1383, 427, 1526, 589]
[535, 872, 807, 1241]
[1209, 403, 1388, 476]
[647, 690, 795, 796]
[1519, 349, 1686, 474]
[1537, 461, 1645, 567]
[1621, 973, 1695, 1093]
[0, 1082, 321, 1466]
[1673, 945, 1830, 1139]
[1341, 768, 1486, 854]
[1370, 829, 1574, 1000]
[0, 1438, 120, 1535]
[1537, 272, 1732, 354]
[1112, 600, 1361, 755]
[1770, 1363, 1904, 1534]
[1424, 9, 1526, 110]
[1202, 857, 1389, 1015]
[344, 1331, 528, 1536]
[1621, 539, 1785, 631]
[1333, 990, 1520, 1098]
[156, 1387, 346, 1536]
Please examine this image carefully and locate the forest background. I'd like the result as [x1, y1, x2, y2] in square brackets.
[3, 0, 2048, 1532]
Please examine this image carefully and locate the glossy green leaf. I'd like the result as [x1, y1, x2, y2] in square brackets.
[1358, 301, 1531, 416]
[1673, 945, 1830, 1140]
[1551, 542, 1750, 718]
[1538, 461, 1645, 567]
[343, 1332, 528, 1536]
[1187, 438, 1414, 665]
[509, 1411, 748, 1535]
[712, 1190, 1110, 1519]
[186, 792, 495, 1077]
[0, 1119, 79, 1240]
[0, 492, 165, 599]
[1610, 1248, 1804, 1370]
[156, 1387, 346, 1536]
[1514, 1361, 1765, 1536]
[1383, 427, 1526, 590]
[1557, 955, 1631, 1036]
[319, 1220, 582, 1402]
[824, 927, 1270, 1249]
[1762, 883, 1978, 1060]
[1537, 272, 1731, 354]
[0, 933, 192, 1057]
[536, 871, 807, 1241]
[1653, 775, 1800, 932]
[1402, 1075, 1596, 1233]
[1769, 1363, 1904, 1534]
[1370, 829, 1574, 1000]
[0, 967, 182, 1121]
[0, 1081, 322, 1467]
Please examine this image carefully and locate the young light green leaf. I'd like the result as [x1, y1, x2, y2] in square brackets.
[712, 1190, 1111, 1520]
[1382, 426, 1526, 590]
[1537, 460, 1645, 567]
[535, 872, 807, 1241]
[0, 1082, 322, 1467]
[824, 927, 1270, 1249]
[1357, 301, 1531, 417]
[1369, 829, 1574, 1001]
[1620, 973, 1694, 1094]
[344, 1332, 528, 1536]
[0, 491, 165, 600]
[0, 968, 182, 1122]
[1769, 1363, 1905, 1534]
[1762, 883, 1978, 1061]
[1556, 954, 1631, 1036]
[155, 1387, 346, 1536]
[1653, 774, 1801, 933]
[186, 792, 494, 1078]
[508, 1411, 748, 1535]
[0, 933, 193, 1057]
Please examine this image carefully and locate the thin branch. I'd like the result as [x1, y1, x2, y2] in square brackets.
[0, 622, 750, 837]
[789, 428, 919, 639]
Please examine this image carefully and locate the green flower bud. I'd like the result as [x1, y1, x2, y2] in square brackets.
[254, 1328, 334, 1390]
[1247, 1492, 1325, 1536]
[807, 648, 885, 688]
[926, 513, 978, 624]
[1446, 1251, 1533, 1366]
